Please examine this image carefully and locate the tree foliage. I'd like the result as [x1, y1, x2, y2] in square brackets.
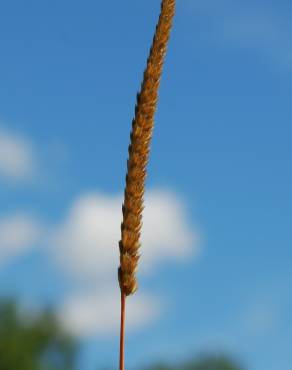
[0, 299, 76, 370]
[148, 354, 242, 370]
[0, 299, 243, 370]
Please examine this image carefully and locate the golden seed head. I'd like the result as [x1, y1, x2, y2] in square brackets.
[118, 0, 176, 296]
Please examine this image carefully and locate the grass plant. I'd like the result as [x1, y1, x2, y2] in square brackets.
[117, 1, 176, 369]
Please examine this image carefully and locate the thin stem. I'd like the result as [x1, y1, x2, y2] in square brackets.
[119, 291, 126, 370]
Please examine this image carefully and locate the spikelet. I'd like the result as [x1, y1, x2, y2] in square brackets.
[118, 0, 176, 296]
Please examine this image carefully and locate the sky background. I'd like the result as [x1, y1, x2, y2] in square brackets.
[0, 1, 291, 370]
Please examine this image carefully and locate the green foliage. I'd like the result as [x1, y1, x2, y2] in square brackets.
[148, 354, 242, 370]
[0, 299, 243, 370]
[184, 355, 242, 370]
[0, 299, 76, 370]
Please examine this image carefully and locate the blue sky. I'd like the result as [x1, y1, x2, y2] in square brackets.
[0, 1, 291, 370]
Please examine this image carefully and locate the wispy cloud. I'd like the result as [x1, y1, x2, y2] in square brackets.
[0, 213, 42, 265]
[188, 290, 285, 359]
[185, 0, 292, 69]
[241, 299, 278, 336]
[0, 129, 37, 182]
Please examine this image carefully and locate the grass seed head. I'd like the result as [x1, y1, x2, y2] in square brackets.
[118, 0, 176, 296]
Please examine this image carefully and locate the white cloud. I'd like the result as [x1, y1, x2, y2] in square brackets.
[0, 187, 198, 337]
[50, 188, 199, 336]
[142, 190, 197, 270]
[51, 189, 198, 282]
[51, 192, 122, 281]
[0, 127, 200, 337]
[0, 130, 37, 181]
[58, 286, 161, 337]
[0, 213, 42, 264]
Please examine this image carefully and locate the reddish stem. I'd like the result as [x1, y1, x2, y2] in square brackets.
[119, 291, 126, 370]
